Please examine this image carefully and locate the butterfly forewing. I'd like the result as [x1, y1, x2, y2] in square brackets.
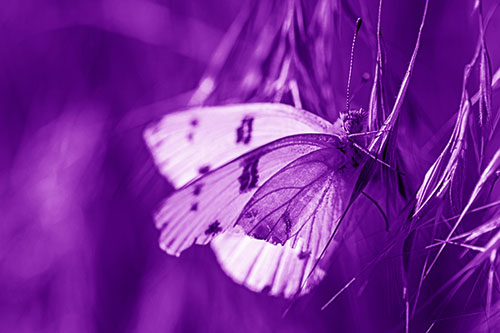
[144, 103, 336, 188]
[155, 134, 340, 256]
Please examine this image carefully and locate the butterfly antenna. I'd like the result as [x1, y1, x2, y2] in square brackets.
[346, 18, 362, 113]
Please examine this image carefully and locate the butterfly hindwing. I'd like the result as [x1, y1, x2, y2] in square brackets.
[236, 147, 348, 244]
[144, 103, 336, 188]
[208, 144, 359, 297]
[211, 232, 340, 298]
[155, 134, 341, 256]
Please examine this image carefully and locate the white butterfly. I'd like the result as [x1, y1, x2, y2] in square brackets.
[144, 102, 365, 298]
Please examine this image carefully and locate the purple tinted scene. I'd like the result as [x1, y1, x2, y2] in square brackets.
[1, 0, 500, 332]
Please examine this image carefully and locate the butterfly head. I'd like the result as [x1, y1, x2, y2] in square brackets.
[340, 108, 366, 135]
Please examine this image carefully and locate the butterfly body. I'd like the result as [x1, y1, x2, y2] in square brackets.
[145, 103, 364, 297]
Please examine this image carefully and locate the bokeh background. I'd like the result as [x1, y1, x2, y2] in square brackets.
[1, 0, 499, 332]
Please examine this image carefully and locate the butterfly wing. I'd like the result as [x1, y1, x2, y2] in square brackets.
[144, 103, 336, 188]
[211, 233, 339, 298]
[211, 146, 360, 297]
[154, 134, 341, 257]
[145, 104, 357, 297]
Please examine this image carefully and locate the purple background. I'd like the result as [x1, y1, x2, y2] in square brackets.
[1, 1, 499, 332]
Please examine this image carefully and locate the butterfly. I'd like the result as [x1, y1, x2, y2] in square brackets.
[143, 102, 367, 297]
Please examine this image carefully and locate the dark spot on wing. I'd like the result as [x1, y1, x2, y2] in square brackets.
[190, 118, 199, 127]
[236, 116, 254, 145]
[193, 183, 204, 196]
[187, 132, 194, 141]
[205, 221, 223, 236]
[298, 251, 310, 260]
[252, 225, 270, 240]
[269, 235, 284, 244]
[282, 212, 292, 238]
[238, 157, 259, 193]
[250, 225, 284, 244]
[243, 208, 259, 219]
[351, 156, 359, 168]
[262, 285, 272, 294]
[167, 237, 176, 248]
[190, 202, 198, 211]
[198, 165, 210, 174]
